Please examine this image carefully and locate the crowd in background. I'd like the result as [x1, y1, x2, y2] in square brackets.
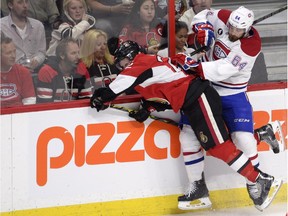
[0, 0, 268, 108]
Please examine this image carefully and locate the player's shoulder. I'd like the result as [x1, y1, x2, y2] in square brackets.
[240, 27, 261, 56]
[216, 9, 232, 24]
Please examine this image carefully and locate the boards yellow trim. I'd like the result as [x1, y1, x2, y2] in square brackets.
[1, 183, 286, 216]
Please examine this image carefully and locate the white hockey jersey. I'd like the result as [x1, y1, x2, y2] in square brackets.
[192, 9, 261, 96]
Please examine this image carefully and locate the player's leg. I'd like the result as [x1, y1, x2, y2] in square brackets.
[208, 139, 282, 211]
[184, 86, 282, 211]
[178, 120, 211, 210]
[231, 132, 259, 166]
[221, 92, 259, 167]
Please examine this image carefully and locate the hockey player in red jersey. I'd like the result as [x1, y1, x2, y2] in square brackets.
[90, 40, 282, 211]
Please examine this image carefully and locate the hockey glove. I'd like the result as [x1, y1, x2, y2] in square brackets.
[192, 21, 215, 50]
[192, 21, 214, 33]
[197, 29, 215, 48]
[90, 97, 108, 112]
[129, 108, 150, 123]
[90, 88, 109, 111]
[171, 53, 199, 71]
[141, 99, 172, 112]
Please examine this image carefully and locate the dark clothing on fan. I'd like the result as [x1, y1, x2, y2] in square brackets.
[36, 56, 93, 103]
[87, 61, 119, 89]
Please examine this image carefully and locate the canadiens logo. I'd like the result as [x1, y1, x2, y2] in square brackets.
[213, 41, 230, 60]
[199, 131, 208, 143]
[0, 83, 18, 101]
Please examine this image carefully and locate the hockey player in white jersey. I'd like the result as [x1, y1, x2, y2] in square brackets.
[174, 6, 283, 211]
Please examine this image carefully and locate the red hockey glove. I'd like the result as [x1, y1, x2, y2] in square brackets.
[197, 29, 215, 48]
[171, 53, 199, 71]
[192, 21, 215, 50]
[192, 21, 214, 33]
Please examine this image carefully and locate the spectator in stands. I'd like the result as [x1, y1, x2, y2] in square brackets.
[157, 20, 195, 57]
[156, 0, 188, 21]
[86, 0, 135, 38]
[37, 38, 93, 103]
[80, 29, 119, 89]
[0, 0, 46, 72]
[46, 0, 96, 56]
[1, 0, 60, 47]
[118, 0, 162, 54]
[56, 0, 64, 15]
[0, 35, 36, 107]
[179, 0, 212, 34]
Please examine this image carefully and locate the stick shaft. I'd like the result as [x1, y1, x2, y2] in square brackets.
[253, 5, 287, 25]
[190, 46, 207, 56]
[110, 104, 178, 126]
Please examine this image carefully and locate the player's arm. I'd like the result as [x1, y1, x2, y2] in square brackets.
[128, 99, 173, 123]
[195, 48, 258, 81]
[90, 66, 152, 111]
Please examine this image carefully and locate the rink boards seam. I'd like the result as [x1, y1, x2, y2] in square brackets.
[1, 183, 287, 216]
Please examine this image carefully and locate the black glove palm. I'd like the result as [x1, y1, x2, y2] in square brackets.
[128, 108, 150, 123]
[90, 97, 108, 112]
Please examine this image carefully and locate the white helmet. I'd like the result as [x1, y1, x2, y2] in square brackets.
[228, 6, 254, 33]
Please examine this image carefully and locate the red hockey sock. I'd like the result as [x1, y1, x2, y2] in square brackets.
[254, 132, 261, 145]
[208, 139, 259, 182]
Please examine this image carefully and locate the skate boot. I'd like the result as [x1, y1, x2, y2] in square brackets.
[255, 120, 285, 153]
[178, 173, 212, 210]
[247, 170, 282, 211]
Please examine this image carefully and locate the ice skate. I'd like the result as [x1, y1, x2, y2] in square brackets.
[247, 171, 282, 211]
[255, 120, 285, 153]
[178, 174, 212, 210]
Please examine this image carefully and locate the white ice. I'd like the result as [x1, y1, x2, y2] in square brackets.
[165, 202, 287, 216]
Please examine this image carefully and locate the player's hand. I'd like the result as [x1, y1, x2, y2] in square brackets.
[128, 108, 150, 123]
[192, 21, 214, 33]
[90, 97, 108, 112]
[171, 53, 199, 70]
[197, 29, 215, 48]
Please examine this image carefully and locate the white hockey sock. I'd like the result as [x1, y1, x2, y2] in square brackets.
[183, 149, 204, 182]
[180, 125, 204, 182]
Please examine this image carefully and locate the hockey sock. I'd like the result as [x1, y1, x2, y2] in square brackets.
[180, 125, 204, 182]
[254, 131, 261, 145]
[208, 139, 259, 182]
[231, 132, 259, 167]
[183, 149, 204, 182]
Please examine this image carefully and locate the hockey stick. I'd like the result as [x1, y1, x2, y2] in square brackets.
[190, 46, 207, 56]
[109, 104, 179, 126]
[253, 5, 287, 25]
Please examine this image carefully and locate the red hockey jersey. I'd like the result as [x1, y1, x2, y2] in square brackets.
[109, 54, 197, 112]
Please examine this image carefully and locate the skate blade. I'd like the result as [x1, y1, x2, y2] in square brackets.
[255, 178, 283, 211]
[271, 120, 286, 152]
[178, 197, 212, 210]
